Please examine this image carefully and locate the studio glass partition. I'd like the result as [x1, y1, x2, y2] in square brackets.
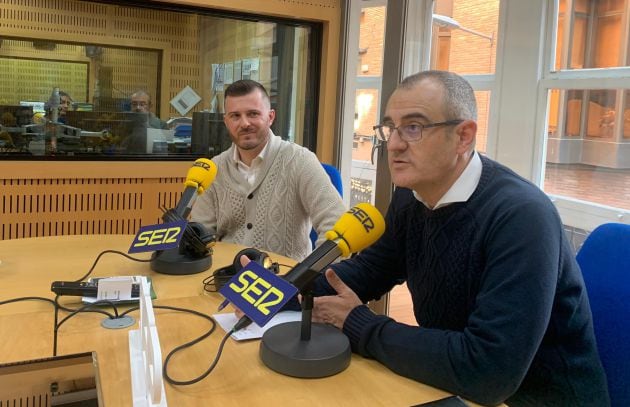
[0, 0, 321, 161]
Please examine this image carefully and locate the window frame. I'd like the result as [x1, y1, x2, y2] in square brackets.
[537, 0, 630, 228]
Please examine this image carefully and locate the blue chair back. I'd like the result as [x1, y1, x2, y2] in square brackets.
[310, 163, 343, 247]
[576, 223, 630, 407]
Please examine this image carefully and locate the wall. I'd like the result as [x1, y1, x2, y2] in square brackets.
[0, 0, 342, 240]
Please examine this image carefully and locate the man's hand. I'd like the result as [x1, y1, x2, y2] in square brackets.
[312, 269, 362, 329]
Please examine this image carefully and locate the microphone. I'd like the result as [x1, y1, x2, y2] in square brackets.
[283, 202, 385, 290]
[150, 158, 218, 275]
[232, 203, 385, 331]
[254, 203, 386, 378]
[172, 158, 217, 219]
[47, 87, 61, 123]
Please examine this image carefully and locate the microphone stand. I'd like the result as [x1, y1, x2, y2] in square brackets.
[150, 209, 215, 275]
[259, 282, 351, 378]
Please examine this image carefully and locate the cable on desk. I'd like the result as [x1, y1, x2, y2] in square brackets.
[52, 295, 121, 356]
[0, 297, 58, 356]
[2, 280, 232, 385]
[0, 296, 56, 307]
[0, 296, 104, 357]
[54, 295, 118, 319]
[73, 249, 152, 282]
[119, 304, 227, 386]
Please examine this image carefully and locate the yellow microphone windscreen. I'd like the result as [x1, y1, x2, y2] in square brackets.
[184, 158, 217, 193]
[325, 202, 385, 257]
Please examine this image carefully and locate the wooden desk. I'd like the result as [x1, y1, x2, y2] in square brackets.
[0, 235, 453, 406]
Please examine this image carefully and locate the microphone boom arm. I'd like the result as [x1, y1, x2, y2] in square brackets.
[282, 240, 340, 290]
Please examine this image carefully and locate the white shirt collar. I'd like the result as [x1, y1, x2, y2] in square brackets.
[232, 132, 273, 186]
[231, 133, 272, 165]
[413, 151, 482, 209]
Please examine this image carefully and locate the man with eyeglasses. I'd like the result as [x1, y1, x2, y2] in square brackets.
[307, 71, 608, 406]
[130, 90, 168, 129]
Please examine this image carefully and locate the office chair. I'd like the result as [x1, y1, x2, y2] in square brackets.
[576, 222, 630, 407]
[310, 163, 343, 248]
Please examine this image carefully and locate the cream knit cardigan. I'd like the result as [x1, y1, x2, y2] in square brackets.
[191, 133, 346, 261]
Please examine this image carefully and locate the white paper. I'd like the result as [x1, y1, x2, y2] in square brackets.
[212, 64, 224, 91]
[96, 276, 134, 301]
[169, 85, 201, 116]
[213, 311, 302, 341]
[224, 62, 234, 84]
[83, 275, 146, 304]
[234, 60, 242, 81]
[241, 59, 252, 79]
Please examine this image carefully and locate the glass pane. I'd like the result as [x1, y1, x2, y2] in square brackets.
[586, 90, 617, 138]
[431, 0, 499, 74]
[545, 88, 630, 211]
[566, 90, 585, 137]
[555, 0, 629, 70]
[544, 163, 630, 210]
[0, 0, 319, 159]
[474, 91, 490, 154]
[624, 90, 630, 138]
[548, 90, 586, 138]
[358, 6, 386, 77]
[350, 88, 379, 206]
[548, 89, 561, 136]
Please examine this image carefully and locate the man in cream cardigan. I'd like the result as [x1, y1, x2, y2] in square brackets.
[190, 80, 345, 261]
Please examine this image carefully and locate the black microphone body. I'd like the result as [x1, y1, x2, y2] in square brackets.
[282, 240, 340, 290]
[173, 186, 197, 219]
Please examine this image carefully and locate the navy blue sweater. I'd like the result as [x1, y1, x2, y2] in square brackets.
[319, 156, 608, 406]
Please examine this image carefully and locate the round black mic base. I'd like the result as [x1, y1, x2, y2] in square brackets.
[150, 248, 211, 275]
[259, 321, 351, 378]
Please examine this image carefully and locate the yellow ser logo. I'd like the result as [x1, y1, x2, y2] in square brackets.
[228, 270, 284, 315]
[133, 226, 182, 247]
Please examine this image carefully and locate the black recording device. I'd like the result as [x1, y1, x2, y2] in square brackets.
[203, 247, 279, 292]
[51, 280, 140, 298]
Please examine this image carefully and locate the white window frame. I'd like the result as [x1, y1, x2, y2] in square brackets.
[340, 0, 630, 231]
[535, 0, 630, 228]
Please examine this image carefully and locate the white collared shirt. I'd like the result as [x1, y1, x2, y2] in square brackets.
[232, 136, 271, 186]
[413, 151, 482, 210]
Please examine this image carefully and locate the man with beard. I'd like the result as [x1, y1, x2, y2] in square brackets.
[191, 79, 345, 261]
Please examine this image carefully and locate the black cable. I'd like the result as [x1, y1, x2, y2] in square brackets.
[2, 277, 228, 385]
[0, 296, 56, 307]
[73, 249, 152, 282]
[164, 328, 231, 386]
[52, 297, 121, 356]
[120, 304, 226, 386]
[0, 296, 60, 356]
[53, 295, 118, 319]
[202, 273, 229, 293]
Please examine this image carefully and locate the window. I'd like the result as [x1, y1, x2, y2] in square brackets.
[0, 0, 320, 160]
[350, 3, 387, 207]
[430, 0, 500, 154]
[432, 0, 499, 75]
[543, 0, 630, 212]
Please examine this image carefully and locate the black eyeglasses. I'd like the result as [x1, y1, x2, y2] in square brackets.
[373, 119, 464, 143]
